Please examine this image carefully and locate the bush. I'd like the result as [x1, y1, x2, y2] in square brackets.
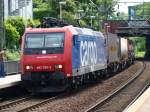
[6, 16, 25, 36]
[5, 23, 20, 49]
[27, 19, 41, 28]
[5, 17, 40, 49]
[4, 50, 20, 61]
[32, 19, 41, 27]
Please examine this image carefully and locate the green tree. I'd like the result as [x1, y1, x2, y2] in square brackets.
[5, 17, 39, 49]
[5, 23, 20, 49]
[6, 16, 25, 36]
[33, 0, 118, 30]
[130, 37, 146, 54]
[33, 0, 49, 8]
[135, 2, 150, 19]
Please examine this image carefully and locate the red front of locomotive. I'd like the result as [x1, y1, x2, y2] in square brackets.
[20, 27, 73, 92]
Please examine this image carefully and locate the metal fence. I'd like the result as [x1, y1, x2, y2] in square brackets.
[4, 61, 20, 75]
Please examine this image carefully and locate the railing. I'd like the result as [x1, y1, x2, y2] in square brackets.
[4, 61, 20, 75]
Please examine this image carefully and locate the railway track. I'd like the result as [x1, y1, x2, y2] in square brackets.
[0, 93, 65, 112]
[17, 94, 63, 112]
[0, 95, 34, 110]
[123, 81, 150, 112]
[85, 61, 146, 112]
[0, 62, 146, 112]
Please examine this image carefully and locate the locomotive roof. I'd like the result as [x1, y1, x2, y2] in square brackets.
[25, 26, 105, 38]
[73, 27, 104, 38]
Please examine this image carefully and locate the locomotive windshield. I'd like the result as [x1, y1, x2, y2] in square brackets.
[25, 34, 44, 48]
[24, 32, 64, 54]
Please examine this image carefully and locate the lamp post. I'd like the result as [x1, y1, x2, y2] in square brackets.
[104, 23, 110, 62]
[77, 10, 84, 19]
[59, 1, 66, 19]
[90, 16, 95, 28]
[25, 0, 27, 29]
[0, 0, 4, 50]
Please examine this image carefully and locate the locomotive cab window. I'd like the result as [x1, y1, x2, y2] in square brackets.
[45, 33, 64, 48]
[25, 34, 44, 48]
[24, 32, 65, 54]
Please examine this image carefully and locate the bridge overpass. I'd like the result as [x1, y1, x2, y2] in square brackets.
[103, 20, 150, 59]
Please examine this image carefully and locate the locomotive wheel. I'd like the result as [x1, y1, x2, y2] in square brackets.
[121, 62, 125, 69]
[71, 78, 78, 89]
[103, 69, 109, 78]
[113, 63, 118, 73]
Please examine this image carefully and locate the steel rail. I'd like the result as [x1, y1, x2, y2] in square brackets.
[85, 62, 146, 112]
[123, 81, 150, 112]
[17, 93, 66, 112]
[0, 95, 34, 110]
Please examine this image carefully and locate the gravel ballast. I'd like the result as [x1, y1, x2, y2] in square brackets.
[33, 62, 143, 112]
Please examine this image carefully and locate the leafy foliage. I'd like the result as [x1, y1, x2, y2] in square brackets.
[5, 17, 39, 50]
[62, 11, 76, 25]
[33, 8, 57, 20]
[130, 37, 146, 57]
[4, 0, 118, 59]
[135, 2, 150, 19]
[4, 50, 20, 61]
[5, 23, 20, 49]
[33, 0, 118, 29]
[6, 16, 25, 37]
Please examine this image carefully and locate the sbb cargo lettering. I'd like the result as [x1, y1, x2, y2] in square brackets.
[80, 40, 97, 66]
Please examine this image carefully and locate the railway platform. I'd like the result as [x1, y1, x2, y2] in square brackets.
[0, 74, 21, 89]
[123, 86, 150, 112]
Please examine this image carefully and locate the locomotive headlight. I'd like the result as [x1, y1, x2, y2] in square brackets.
[26, 65, 33, 70]
[26, 66, 30, 70]
[58, 65, 62, 69]
[55, 64, 63, 70]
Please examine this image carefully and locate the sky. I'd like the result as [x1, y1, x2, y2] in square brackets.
[115, 0, 150, 13]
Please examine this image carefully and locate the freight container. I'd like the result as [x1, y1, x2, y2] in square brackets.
[120, 38, 128, 60]
[104, 33, 120, 63]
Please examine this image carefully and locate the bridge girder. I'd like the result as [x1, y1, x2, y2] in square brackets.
[116, 27, 150, 37]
